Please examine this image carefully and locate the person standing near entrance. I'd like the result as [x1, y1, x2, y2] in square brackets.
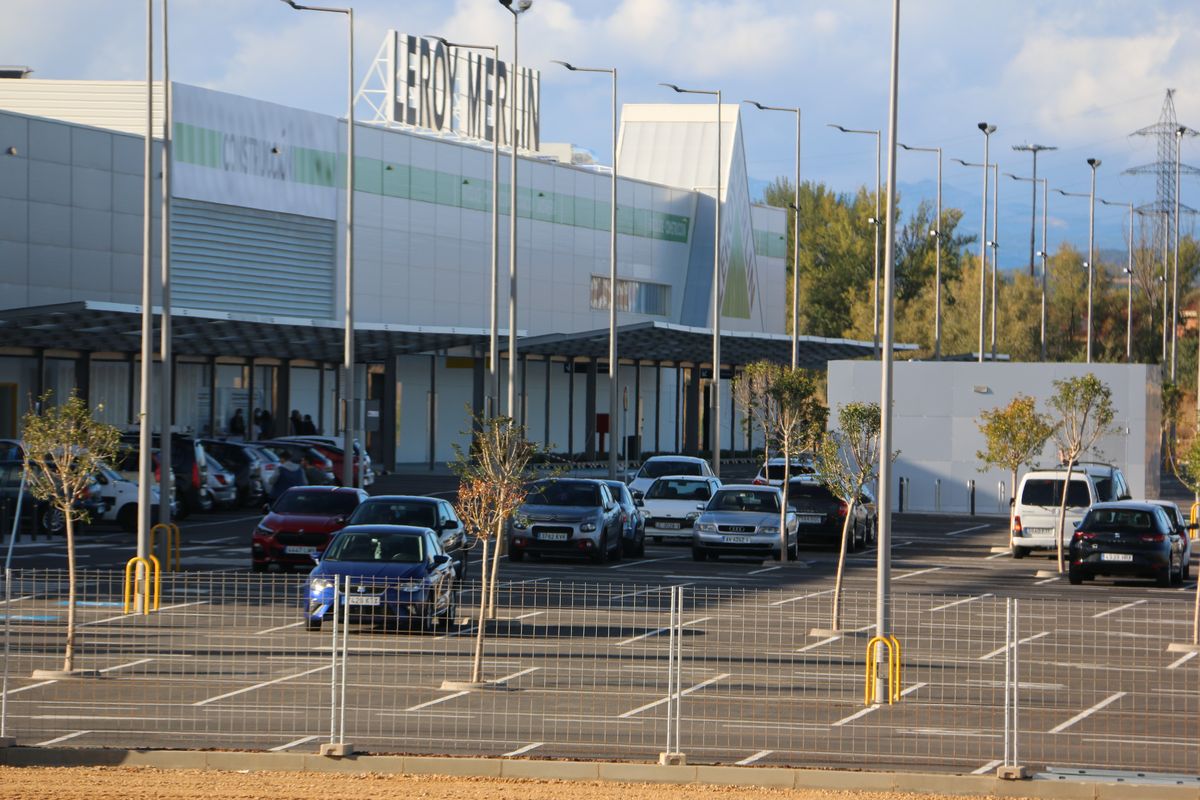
[260, 409, 274, 439]
[289, 409, 303, 435]
[229, 408, 246, 440]
[301, 414, 317, 435]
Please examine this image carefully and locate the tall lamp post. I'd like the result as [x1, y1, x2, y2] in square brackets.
[828, 124, 881, 358]
[1056, 187, 1098, 363]
[159, 0, 173, 536]
[974, 123, 996, 361]
[1006, 173, 1049, 359]
[557, 60, 619, 478]
[499, 0, 533, 420]
[954, 158, 999, 359]
[281, 0, 356, 486]
[1099, 198, 1135, 362]
[1012, 144, 1057, 278]
[662, 82, 723, 476]
[435, 37, 501, 415]
[747, 101, 801, 368]
[136, 0, 154, 565]
[898, 143, 942, 359]
[1173, 126, 1198, 380]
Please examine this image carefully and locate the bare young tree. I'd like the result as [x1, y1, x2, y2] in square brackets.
[731, 361, 781, 465]
[21, 391, 120, 674]
[976, 395, 1054, 550]
[814, 401, 882, 633]
[1046, 374, 1115, 573]
[766, 369, 825, 560]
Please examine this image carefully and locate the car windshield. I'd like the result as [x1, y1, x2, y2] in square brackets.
[525, 482, 600, 507]
[1083, 508, 1156, 532]
[646, 479, 713, 501]
[1021, 478, 1091, 507]
[273, 490, 359, 515]
[640, 460, 701, 478]
[324, 531, 424, 563]
[709, 489, 780, 513]
[348, 501, 438, 528]
[603, 482, 630, 505]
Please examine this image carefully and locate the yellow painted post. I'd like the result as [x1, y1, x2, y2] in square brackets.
[123, 555, 160, 614]
[150, 523, 182, 571]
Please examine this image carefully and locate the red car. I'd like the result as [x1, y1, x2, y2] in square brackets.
[252, 486, 368, 572]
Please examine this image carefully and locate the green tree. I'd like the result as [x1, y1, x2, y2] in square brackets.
[1046, 374, 1115, 572]
[814, 402, 882, 632]
[765, 369, 826, 561]
[976, 395, 1054, 546]
[21, 390, 121, 674]
[731, 361, 782, 467]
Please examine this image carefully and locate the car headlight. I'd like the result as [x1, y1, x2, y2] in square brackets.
[760, 526, 780, 535]
[696, 522, 717, 532]
[310, 578, 333, 592]
[512, 516, 528, 530]
[580, 522, 597, 532]
[397, 581, 426, 593]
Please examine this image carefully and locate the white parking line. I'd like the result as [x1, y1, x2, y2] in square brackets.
[1093, 599, 1147, 619]
[895, 567, 943, 580]
[608, 555, 686, 570]
[35, 730, 91, 747]
[1034, 577, 1058, 585]
[768, 588, 834, 607]
[193, 665, 331, 706]
[270, 735, 319, 752]
[611, 586, 676, 601]
[81, 600, 208, 628]
[495, 666, 540, 684]
[255, 621, 305, 635]
[946, 524, 990, 537]
[832, 683, 927, 726]
[796, 635, 840, 653]
[1, 679, 57, 697]
[182, 515, 261, 529]
[735, 750, 773, 765]
[747, 566, 782, 575]
[618, 673, 730, 718]
[406, 690, 470, 712]
[0, 594, 36, 605]
[929, 594, 992, 613]
[1168, 651, 1198, 670]
[985, 551, 1011, 560]
[979, 631, 1050, 661]
[1049, 692, 1126, 733]
[100, 659, 153, 673]
[503, 742, 544, 757]
[616, 616, 711, 646]
[972, 759, 1003, 774]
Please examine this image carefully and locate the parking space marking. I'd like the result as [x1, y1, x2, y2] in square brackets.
[832, 683, 927, 726]
[496, 667, 540, 684]
[182, 515, 261, 529]
[81, 600, 208, 628]
[929, 594, 992, 612]
[611, 586, 679, 601]
[768, 589, 834, 607]
[255, 621, 305, 635]
[972, 759, 1003, 775]
[1167, 651, 1197, 670]
[735, 749, 773, 765]
[193, 665, 331, 706]
[2, 679, 58, 697]
[748, 566, 782, 575]
[35, 730, 91, 747]
[503, 742, 544, 757]
[979, 631, 1050, 661]
[985, 551, 1011, 560]
[607, 555, 688, 570]
[895, 567, 943, 581]
[1034, 577, 1058, 585]
[616, 616, 712, 646]
[269, 735, 319, 752]
[946, 525, 990, 537]
[1093, 599, 1147, 619]
[796, 635, 840, 653]
[1049, 692, 1126, 733]
[100, 659, 153, 674]
[617, 673, 730, 718]
[406, 690, 471, 712]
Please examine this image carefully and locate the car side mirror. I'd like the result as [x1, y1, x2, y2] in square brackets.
[634, 498, 644, 507]
[695, 503, 705, 511]
[442, 520, 458, 531]
[631, 490, 644, 501]
[1072, 520, 1082, 529]
[334, 515, 347, 525]
[432, 554, 450, 566]
[310, 553, 320, 565]
[262, 503, 271, 515]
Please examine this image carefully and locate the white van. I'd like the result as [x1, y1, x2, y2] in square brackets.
[1011, 463, 1130, 558]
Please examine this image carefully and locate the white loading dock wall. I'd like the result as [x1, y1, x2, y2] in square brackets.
[827, 361, 1162, 515]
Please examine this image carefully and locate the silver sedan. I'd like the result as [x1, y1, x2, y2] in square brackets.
[691, 484, 798, 562]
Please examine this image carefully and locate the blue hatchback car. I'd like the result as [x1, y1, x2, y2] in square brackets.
[304, 524, 458, 632]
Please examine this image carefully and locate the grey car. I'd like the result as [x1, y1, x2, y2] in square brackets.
[692, 484, 798, 561]
[509, 478, 623, 563]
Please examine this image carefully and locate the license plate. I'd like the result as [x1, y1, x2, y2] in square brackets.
[285, 546, 316, 555]
[657, 522, 681, 530]
[1101, 552, 1134, 562]
[796, 514, 823, 524]
[722, 535, 752, 543]
[1025, 528, 1052, 537]
[539, 532, 568, 541]
[345, 595, 381, 606]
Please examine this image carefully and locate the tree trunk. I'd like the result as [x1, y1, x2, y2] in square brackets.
[779, 438, 791, 561]
[829, 497, 857, 632]
[470, 537, 490, 684]
[63, 508, 76, 673]
[485, 519, 503, 619]
[1056, 460, 1076, 574]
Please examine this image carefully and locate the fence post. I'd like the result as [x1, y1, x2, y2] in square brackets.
[1003, 596, 1011, 768]
[934, 479, 941, 512]
[968, 480, 976, 516]
[659, 584, 685, 765]
[0, 567, 13, 746]
[339, 573, 350, 750]
[898, 477, 906, 512]
[998, 597, 1028, 779]
[319, 574, 355, 757]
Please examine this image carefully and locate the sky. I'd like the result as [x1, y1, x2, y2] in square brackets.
[4, 0, 1200, 263]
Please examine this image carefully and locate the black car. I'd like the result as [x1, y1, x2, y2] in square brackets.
[119, 434, 208, 517]
[604, 479, 645, 557]
[345, 495, 467, 578]
[785, 477, 876, 551]
[200, 439, 267, 507]
[1069, 501, 1186, 586]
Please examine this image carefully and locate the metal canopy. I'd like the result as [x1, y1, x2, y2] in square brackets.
[0, 301, 494, 361]
[513, 320, 917, 368]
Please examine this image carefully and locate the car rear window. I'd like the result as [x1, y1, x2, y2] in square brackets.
[646, 479, 713, 501]
[641, 460, 702, 478]
[1021, 478, 1091, 508]
[1082, 508, 1156, 532]
[786, 482, 837, 503]
[764, 463, 815, 479]
[273, 489, 360, 515]
[526, 482, 600, 507]
[348, 501, 438, 528]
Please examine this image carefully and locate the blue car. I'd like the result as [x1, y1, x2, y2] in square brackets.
[304, 525, 458, 632]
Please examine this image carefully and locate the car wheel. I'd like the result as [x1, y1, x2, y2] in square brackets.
[1012, 546, 1029, 559]
[591, 534, 607, 564]
[304, 618, 322, 632]
[691, 546, 706, 562]
[1068, 568, 1084, 585]
[41, 507, 65, 535]
[508, 547, 525, 562]
[117, 504, 137, 533]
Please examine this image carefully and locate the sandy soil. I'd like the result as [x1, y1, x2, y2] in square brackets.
[0, 766, 1036, 800]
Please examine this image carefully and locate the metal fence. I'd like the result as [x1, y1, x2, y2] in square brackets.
[1, 568, 1196, 774]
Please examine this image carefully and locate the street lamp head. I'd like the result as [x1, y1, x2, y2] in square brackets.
[552, 60, 576, 71]
[3, 146, 15, 156]
[498, 0, 533, 12]
[660, 82, 683, 93]
[978, 122, 996, 134]
[827, 123, 848, 133]
[279, 0, 301, 7]
[427, 35, 451, 47]
[1087, 157, 1101, 169]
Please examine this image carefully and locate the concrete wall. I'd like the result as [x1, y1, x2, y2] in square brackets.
[827, 361, 1162, 515]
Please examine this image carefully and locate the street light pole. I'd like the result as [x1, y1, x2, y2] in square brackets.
[1086, 158, 1101, 364]
[990, 163, 999, 360]
[747, 101, 801, 368]
[159, 0, 173, 534]
[500, 0, 533, 421]
[280, 0, 356, 486]
[136, 0, 154, 565]
[1013, 144, 1057, 278]
[1172, 127, 1197, 378]
[663, 82, 722, 476]
[899, 143, 942, 359]
[558, 61, 619, 479]
[1100, 198, 1135, 362]
[1007, 173, 1049, 359]
[828, 124, 881, 358]
[976, 123, 996, 362]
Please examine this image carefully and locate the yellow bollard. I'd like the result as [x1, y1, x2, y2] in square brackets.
[123, 555, 161, 614]
[1190, 503, 1199, 539]
[150, 523, 181, 572]
[864, 635, 903, 705]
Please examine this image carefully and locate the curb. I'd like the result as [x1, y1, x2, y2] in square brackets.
[0, 748, 1196, 799]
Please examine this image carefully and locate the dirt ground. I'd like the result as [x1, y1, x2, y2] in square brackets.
[0, 766, 1036, 800]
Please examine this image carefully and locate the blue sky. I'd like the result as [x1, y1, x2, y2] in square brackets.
[5, 0, 1199, 262]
